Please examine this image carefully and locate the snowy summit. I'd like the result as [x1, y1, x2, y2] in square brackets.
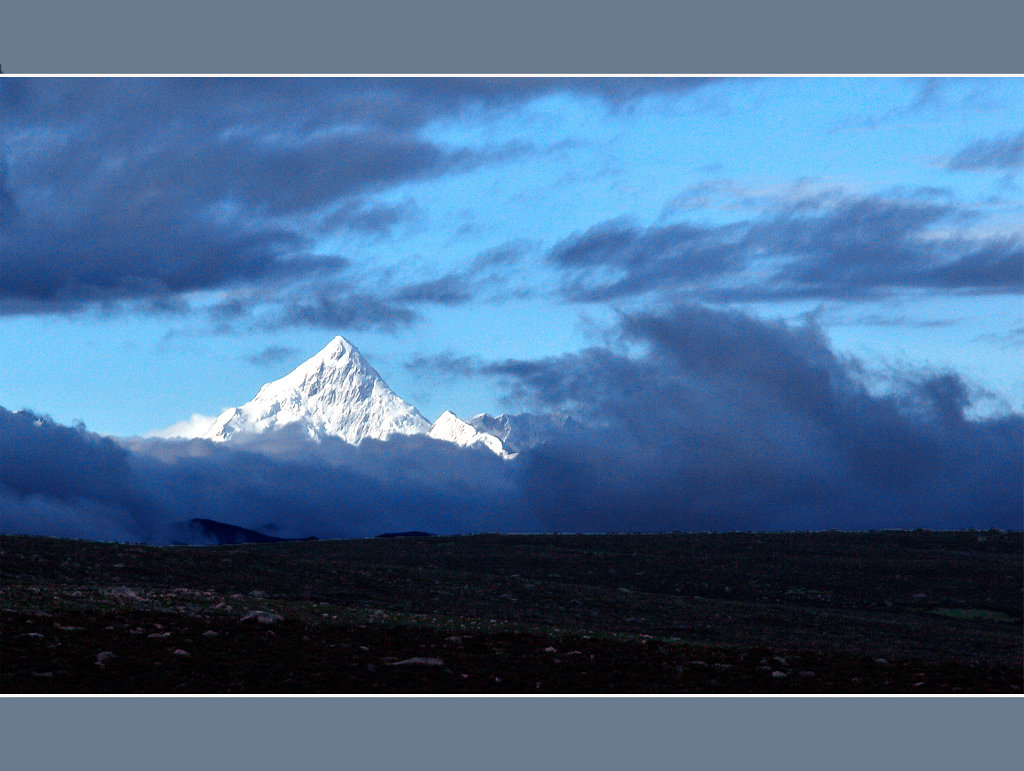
[203, 336, 430, 444]
[197, 335, 520, 457]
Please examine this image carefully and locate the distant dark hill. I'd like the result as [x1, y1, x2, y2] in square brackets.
[177, 518, 317, 545]
[376, 530, 437, 538]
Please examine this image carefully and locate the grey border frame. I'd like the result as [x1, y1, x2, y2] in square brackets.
[1, 1, 1021, 768]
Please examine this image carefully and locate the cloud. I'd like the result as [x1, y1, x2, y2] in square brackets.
[246, 346, 298, 367]
[405, 352, 483, 380]
[945, 132, 1024, 172]
[0, 409, 158, 541]
[972, 326, 1024, 349]
[489, 305, 1022, 532]
[7, 304, 1016, 543]
[317, 199, 420, 237]
[0, 78, 716, 319]
[388, 240, 535, 308]
[145, 413, 217, 440]
[547, 188, 1023, 303]
[548, 217, 746, 301]
[277, 291, 419, 331]
[393, 274, 475, 306]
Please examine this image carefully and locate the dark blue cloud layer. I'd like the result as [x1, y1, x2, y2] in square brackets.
[3, 305, 1019, 543]
[549, 190, 1023, 302]
[0, 78, 710, 323]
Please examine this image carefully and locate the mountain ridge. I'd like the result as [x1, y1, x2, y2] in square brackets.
[196, 336, 554, 457]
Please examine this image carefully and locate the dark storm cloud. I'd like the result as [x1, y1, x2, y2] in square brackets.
[488, 305, 1022, 532]
[0, 77, 713, 318]
[0, 205, 311, 314]
[749, 195, 955, 283]
[945, 132, 1024, 172]
[548, 189, 1022, 303]
[0, 409, 157, 541]
[2, 303, 1020, 543]
[0, 407, 519, 543]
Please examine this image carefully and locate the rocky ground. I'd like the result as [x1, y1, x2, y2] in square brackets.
[2, 530, 1021, 693]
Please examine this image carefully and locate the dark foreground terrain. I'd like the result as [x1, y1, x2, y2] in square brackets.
[2, 530, 1021, 693]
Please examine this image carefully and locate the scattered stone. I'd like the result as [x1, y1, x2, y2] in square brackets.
[798, 670, 816, 678]
[21, 633, 44, 639]
[172, 649, 190, 657]
[445, 636, 463, 644]
[874, 658, 890, 666]
[107, 586, 138, 598]
[544, 646, 557, 653]
[389, 657, 444, 667]
[249, 590, 268, 598]
[771, 670, 789, 678]
[31, 671, 54, 678]
[148, 632, 171, 639]
[689, 660, 708, 668]
[95, 651, 116, 668]
[240, 611, 283, 624]
[773, 656, 789, 667]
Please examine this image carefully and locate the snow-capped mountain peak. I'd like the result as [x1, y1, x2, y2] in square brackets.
[203, 335, 430, 444]
[428, 410, 514, 458]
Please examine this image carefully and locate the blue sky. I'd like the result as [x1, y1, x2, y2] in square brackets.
[1, 77, 1021, 437]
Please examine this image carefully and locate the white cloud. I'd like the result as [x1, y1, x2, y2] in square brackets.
[146, 413, 217, 439]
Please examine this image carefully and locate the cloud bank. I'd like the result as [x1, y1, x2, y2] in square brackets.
[3, 305, 1019, 543]
[549, 188, 1023, 303]
[0, 78, 710, 325]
